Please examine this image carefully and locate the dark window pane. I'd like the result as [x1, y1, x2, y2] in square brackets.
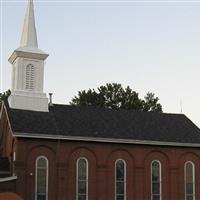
[37, 170, 47, 193]
[152, 161, 160, 182]
[185, 162, 195, 199]
[38, 158, 47, 168]
[186, 195, 194, 200]
[186, 183, 193, 195]
[78, 194, 87, 200]
[116, 161, 124, 181]
[152, 174, 159, 182]
[78, 180, 87, 194]
[116, 160, 126, 200]
[186, 163, 193, 182]
[152, 161, 161, 200]
[152, 183, 160, 195]
[152, 194, 160, 200]
[37, 194, 46, 200]
[78, 159, 87, 180]
[116, 194, 125, 200]
[116, 181, 124, 194]
[77, 158, 88, 200]
[36, 158, 47, 200]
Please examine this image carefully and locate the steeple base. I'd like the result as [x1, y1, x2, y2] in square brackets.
[9, 91, 49, 112]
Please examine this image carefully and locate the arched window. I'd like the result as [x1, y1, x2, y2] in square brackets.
[151, 160, 161, 200]
[185, 161, 195, 200]
[35, 156, 48, 200]
[26, 64, 34, 90]
[115, 159, 126, 200]
[76, 158, 88, 200]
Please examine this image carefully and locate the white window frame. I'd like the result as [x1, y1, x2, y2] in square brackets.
[76, 157, 88, 200]
[35, 156, 49, 200]
[184, 161, 195, 200]
[115, 159, 127, 200]
[151, 160, 162, 200]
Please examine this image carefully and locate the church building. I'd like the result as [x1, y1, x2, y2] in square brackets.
[0, 0, 200, 200]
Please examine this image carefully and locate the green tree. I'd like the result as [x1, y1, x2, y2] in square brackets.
[0, 89, 11, 103]
[70, 83, 162, 112]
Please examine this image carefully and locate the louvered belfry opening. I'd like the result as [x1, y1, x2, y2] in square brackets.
[25, 64, 35, 90]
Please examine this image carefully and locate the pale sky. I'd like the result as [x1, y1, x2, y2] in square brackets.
[1, 0, 200, 127]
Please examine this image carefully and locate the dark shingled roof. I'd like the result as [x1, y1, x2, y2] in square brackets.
[7, 104, 200, 144]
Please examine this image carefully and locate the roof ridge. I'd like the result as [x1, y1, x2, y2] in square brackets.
[51, 103, 186, 116]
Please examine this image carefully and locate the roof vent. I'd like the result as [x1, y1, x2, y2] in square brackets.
[49, 93, 53, 106]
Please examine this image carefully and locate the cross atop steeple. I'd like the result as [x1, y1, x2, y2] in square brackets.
[20, 0, 38, 48]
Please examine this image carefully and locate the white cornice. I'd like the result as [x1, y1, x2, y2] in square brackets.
[13, 132, 200, 148]
[8, 48, 49, 64]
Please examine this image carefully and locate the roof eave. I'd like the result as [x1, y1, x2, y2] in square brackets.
[13, 132, 200, 148]
[8, 49, 49, 64]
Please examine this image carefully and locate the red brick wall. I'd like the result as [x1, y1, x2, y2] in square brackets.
[0, 180, 16, 193]
[14, 138, 200, 200]
[0, 103, 17, 194]
[0, 103, 15, 161]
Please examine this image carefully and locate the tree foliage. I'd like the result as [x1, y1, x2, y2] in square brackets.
[0, 89, 11, 103]
[70, 83, 162, 112]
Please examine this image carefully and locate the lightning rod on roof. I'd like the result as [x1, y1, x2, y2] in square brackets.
[49, 93, 53, 107]
[180, 99, 183, 113]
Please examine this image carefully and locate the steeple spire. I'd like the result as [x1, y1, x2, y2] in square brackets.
[8, 0, 49, 112]
[20, 0, 38, 48]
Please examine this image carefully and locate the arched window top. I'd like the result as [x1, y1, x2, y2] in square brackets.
[115, 159, 126, 200]
[25, 64, 35, 90]
[185, 161, 195, 180]
[185, 161, 195, 168]
[77, 157, 88, 164]
[151, 160, 162, 200]
[115, 159, 126, 180]
[36, 156, 48, 168]
[36, 155, 48, 163]
[185, 161, 195, 200]
[151, 160, 161, 181]
[115, 159, 126, 165]
[151, 160, 161, 166]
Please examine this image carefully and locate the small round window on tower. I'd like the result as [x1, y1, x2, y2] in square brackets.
[25, 64, 35, 90]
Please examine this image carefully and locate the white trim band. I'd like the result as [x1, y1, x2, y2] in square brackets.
[0, 176, 17, 183]
[13, 132, 200, 147]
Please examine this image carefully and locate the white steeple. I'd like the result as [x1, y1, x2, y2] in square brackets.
[20, 0, 38, 48]
[8, 0, 49, 112]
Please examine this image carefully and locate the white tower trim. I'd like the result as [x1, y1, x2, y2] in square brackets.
[8, 0, 49, 112]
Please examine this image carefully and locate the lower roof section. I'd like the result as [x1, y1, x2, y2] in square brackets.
[7, 104, 200, 145]
[0, 176, 17, 183]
